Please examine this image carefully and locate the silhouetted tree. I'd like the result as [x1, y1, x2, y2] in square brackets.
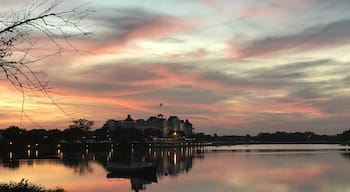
[193, 132, 212, 142]
[109, 127, 143, 144]
[0, 126, 26, 145]
[69, 119, 94, 132]
[338, 129, 350, 142]
[62, 127, 84, 142]
[47, 129, 63, 143]
[62, 119, 94, 142]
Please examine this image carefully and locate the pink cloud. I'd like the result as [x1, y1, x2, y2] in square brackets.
[49, 88, 155, 114]
[1, 57, 331, 131]
[91, 17, 192, 54]
[201, 0, 221, 9]
[21, 16, 194, 56]
[165, 49, 208, 61]
[138, 64, 263, 92]
[227, 38, 244, 60]
[189, 48, 208, 60]
[239, 3, 280, 19]
[125, 17, 190, 40]
[227, 37, 303, 60]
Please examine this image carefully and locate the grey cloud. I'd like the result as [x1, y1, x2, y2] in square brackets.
[201, 70, 252, 86]
[86, 63, 161, 83]
[249, 59, 350, 113]
[313, 0, 350, 10]
[83, 59, 346, 97]
[312, 97, 350, 113]
[291, 87, 326, 99]
[211, 58, 350, 118]
[343, 76, 350, 84]
[156, 37, 185, 43]
[51, 61, 236, 110]
[250, 59, 338, 88]
[51, 62, 200, 96]
[131, 85, 229, 104]
[51, 63, 162, 95]
[88, 7, 178, 42]
[267, 59, 331, 72]
[167, 59, 345, 101]
[52, 80, 133, 93]
[103, 8, 158, 32]
[238, 19, 350, 58]
[50, 58, 350, 124]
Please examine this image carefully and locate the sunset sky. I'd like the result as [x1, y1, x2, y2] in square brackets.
[1, 0, 350, 135]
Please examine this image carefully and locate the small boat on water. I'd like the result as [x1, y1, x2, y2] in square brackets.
[106, 162, 156, 173]
[106, 162, 158, 192]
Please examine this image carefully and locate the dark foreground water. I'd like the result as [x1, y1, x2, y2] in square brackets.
[1, 144, 350, 192]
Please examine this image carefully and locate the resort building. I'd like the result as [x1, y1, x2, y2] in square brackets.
[102, 114, 193, 137]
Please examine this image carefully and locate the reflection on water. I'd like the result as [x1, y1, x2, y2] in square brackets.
[0, 144, 350, 192]
[0, 145, 204, 192]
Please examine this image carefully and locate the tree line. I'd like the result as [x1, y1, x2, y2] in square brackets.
[0, 119, 160, 148]
[2, 119, 350, 148]
[210, 130, 350, 144]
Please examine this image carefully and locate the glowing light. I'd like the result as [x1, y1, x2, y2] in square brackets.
[174, 153, 177, 165]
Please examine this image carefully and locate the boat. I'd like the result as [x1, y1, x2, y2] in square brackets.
[106, 171, 157, 182]
[106, 162, 156, 174]
[107, 169, 158, 192]
[106, 162, 158, 191]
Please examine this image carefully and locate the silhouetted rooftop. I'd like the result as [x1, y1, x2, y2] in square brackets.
[124, 114, 135, 121]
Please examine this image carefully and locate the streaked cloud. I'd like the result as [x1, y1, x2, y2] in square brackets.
[230, 19, 350, 59]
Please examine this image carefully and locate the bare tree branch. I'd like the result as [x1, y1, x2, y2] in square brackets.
[0, 0, 92, 126]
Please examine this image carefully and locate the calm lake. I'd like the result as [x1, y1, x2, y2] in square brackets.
[1, 144, 350, 192]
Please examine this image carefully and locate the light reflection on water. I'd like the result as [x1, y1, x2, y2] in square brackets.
[209, 144, 350, 151]
[0, 144, 350, 192]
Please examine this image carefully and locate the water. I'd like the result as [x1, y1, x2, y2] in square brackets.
[1, 144, 350, 192]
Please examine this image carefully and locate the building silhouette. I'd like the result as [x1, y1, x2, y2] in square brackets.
[103, 114, 193, 137]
